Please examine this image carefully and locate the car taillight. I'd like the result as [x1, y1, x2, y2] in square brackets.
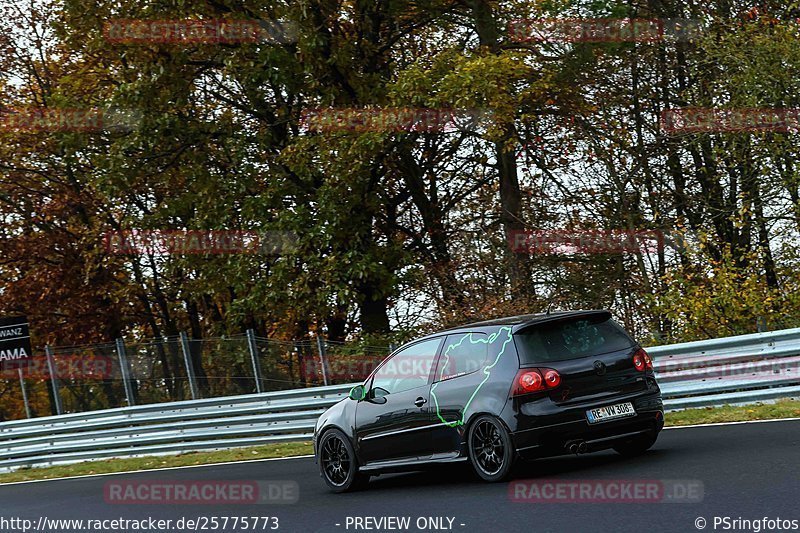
[633, 348, 653, 372]
[513, 368, 561, 396]
[543, 369, 561, 388]
[516, 370, 543, 394]
[643, 351, 654, 371]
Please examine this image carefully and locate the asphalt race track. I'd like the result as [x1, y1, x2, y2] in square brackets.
[1, 419, 798, 533]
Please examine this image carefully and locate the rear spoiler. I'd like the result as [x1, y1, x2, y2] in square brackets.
[511, 310, 613, 335]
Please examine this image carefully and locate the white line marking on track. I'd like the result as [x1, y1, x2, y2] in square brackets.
[665, 416, 800, 430]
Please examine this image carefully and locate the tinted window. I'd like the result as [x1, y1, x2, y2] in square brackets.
[371, 338, 441, 396]
[515, 317, 634, 364]
[435, 333, 489, 381]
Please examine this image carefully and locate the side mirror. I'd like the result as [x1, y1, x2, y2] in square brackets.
[348, 385, 366, 401]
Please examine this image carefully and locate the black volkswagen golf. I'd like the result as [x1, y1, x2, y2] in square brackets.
[313, 310, 664, 492]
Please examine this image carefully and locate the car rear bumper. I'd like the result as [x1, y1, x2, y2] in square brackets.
[508, 390, 664, 459]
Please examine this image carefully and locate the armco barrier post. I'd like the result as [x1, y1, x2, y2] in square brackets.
[295, 343, 306, 384]
[246, 329, 264, 394]
[115, 338, 136, 406]
[316, 335, 329, 386]
[44, 345, 63, 415]
[18, 367, 31, 418]
[179, 331, 200, 400]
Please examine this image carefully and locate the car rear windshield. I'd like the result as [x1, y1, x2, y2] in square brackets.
[514, 315, 635, 364]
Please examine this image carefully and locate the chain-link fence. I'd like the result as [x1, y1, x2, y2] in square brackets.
[0, 331, 393, 421]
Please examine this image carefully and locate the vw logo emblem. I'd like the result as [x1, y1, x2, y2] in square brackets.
[593, 360, 607, 375]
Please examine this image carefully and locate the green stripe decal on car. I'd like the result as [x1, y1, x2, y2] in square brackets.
[431, 326, 514, 428]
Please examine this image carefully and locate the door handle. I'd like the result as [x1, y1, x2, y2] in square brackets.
[414, 397, 427, 407]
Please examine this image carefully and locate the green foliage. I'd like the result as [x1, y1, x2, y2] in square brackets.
[651, 236, 800, 343]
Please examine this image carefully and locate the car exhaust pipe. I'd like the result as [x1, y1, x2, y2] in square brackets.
[566, 440, 588, 454]
[567, 443, 579, 454]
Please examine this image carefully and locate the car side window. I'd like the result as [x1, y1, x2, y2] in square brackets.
[435, 333, 489, 382]
[371, 338, 442, 397]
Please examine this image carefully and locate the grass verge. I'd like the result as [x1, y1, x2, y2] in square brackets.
[0, 400, 798, 484]
[0, 441, 313, 484]
[664, 398, 800, 426]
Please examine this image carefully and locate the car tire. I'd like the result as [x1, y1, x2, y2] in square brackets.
[467, 415, 516, 482]
[612, 431, 658, 457]
[318, 429, 369, 493]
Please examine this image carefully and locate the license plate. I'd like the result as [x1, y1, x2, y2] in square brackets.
[586, 402, 636, 424]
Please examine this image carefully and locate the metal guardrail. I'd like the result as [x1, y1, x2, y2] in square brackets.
[0, 384, 352, 471]
[1, 327, 799, 470]
[652, 326, 800, 409]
